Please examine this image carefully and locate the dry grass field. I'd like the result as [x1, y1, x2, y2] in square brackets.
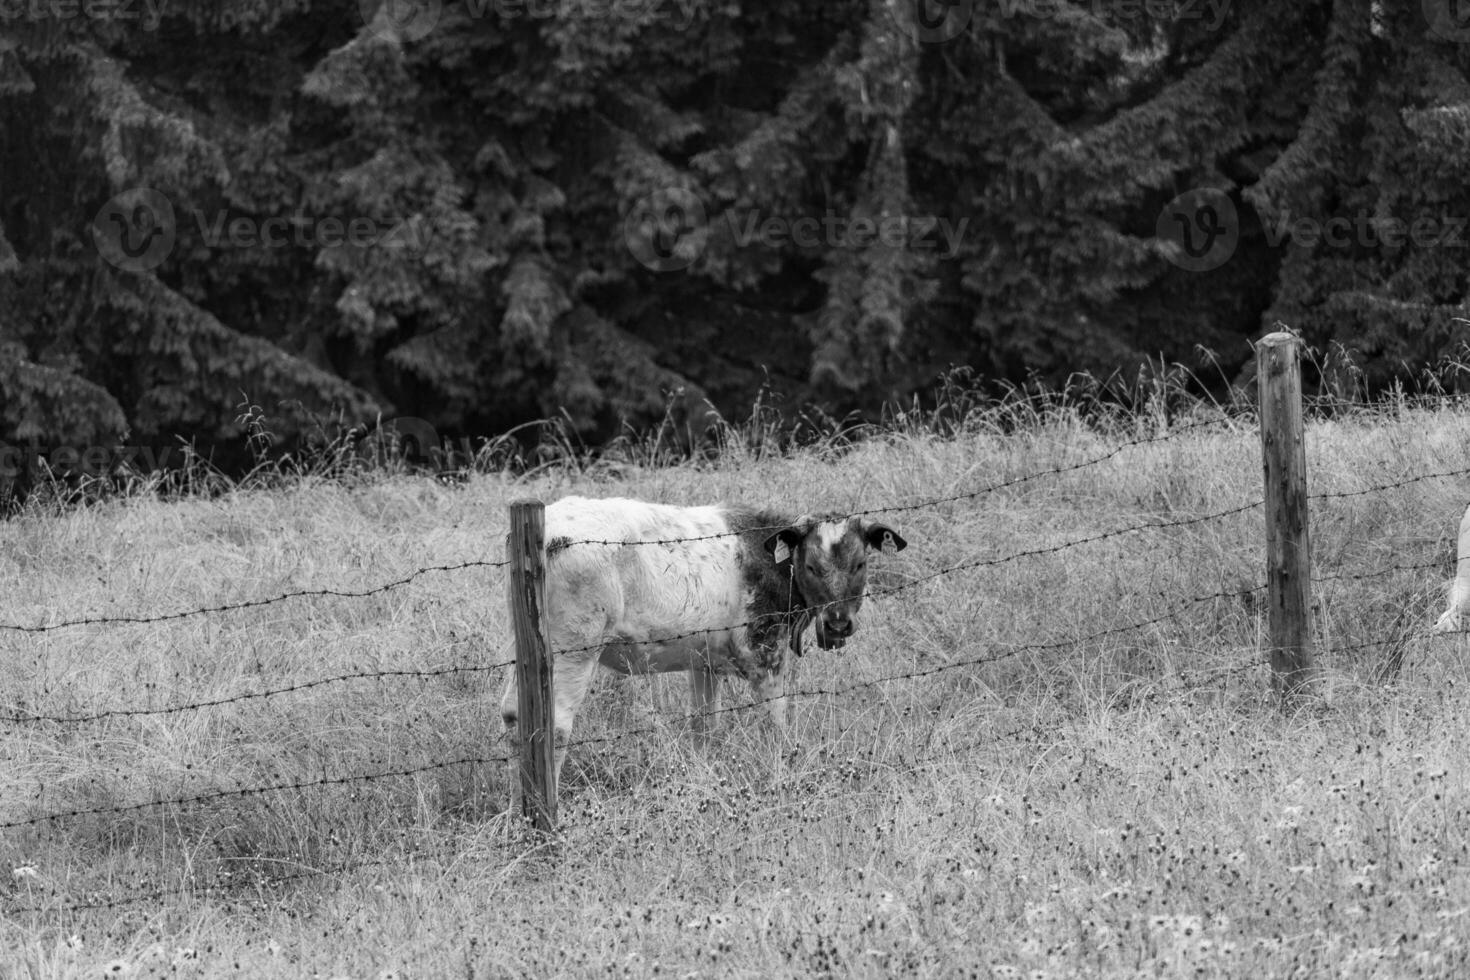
[5, 398, 1470, 978]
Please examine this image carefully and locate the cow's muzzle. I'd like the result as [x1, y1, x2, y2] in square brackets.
[816, 614, 854, 650]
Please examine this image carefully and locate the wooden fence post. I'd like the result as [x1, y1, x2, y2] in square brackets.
[508, 498, 556, 831]
[1257, 330, 1315, 699]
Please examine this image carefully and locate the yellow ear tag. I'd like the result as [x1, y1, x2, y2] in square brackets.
[773, 541, 790, 563]
[881, 532, 896, 554]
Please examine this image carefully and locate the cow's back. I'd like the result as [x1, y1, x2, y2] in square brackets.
[543, 496, 747, 640]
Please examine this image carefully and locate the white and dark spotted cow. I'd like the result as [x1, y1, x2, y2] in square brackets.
[500, 496, 907, 776]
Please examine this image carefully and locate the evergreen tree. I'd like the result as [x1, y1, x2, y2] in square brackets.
[4, 0, 1470, 468]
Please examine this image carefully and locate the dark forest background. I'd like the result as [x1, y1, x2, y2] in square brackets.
[4, 0, 1470, 470]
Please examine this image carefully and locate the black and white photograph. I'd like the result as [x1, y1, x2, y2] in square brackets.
[3, 0, 1470, 975]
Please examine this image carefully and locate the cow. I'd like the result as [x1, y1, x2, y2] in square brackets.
[1434, 501, 1470, 635]
[499, 495, 907, 782]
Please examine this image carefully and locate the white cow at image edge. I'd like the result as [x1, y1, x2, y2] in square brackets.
[499, 495, 907, 781]
[1434, 501, 1470, 635]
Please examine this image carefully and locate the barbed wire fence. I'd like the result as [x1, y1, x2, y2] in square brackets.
[6, 338, 1470, 914]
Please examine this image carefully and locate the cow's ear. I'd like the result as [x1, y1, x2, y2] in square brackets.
[862, 522, 907, 553]
[763, 527, 805, 564]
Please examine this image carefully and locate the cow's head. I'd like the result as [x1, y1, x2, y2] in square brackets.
[764, 515, 908, 650]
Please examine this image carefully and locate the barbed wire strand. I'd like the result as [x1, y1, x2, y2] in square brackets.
[552, 417, 1247, 550]
[2, 836, 475, 917]
[1314, 558, 1448, 584]
[1309, 463, 1470, 502]
[0, 559, 510, 634]
[0, 658, 517, 725]
[0, 750, 514, 830]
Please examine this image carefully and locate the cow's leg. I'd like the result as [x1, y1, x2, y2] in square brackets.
[501, 642, 600, 765]
[501, 584, 611, 813]
[689, 668, 719, 738]
[501, 647, 600, 815]
[1437, 503, 1470, 635]
[1436, 573, 1470, 634]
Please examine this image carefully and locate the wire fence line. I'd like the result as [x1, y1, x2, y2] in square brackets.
[1314, 558, 1449, 584]
[3, 836, 473, 917]
[0, 477, 1414, 730]
[0, 559, 511, 634]
[544, 427, 1470, 553]
[1308, 463, 1470, 502]
[0, 657, 518, 725]
[558, 583, 1270, 754]
[0, 418, 1460, 639]
[0, 490, 1264, 728]
[538, 501, 1267, 662]
[0, 750, 516, 831]
[5, 408, 1470, 915]
[549, 415, 1248, 550]
[0, 481, 1270, 728]
[4, 658, 1282, 915]
[897, 656, 1272, 770]
[2, 654, 1270, 917]
[0, 417, 1241, 637]
[0, 581, 1265, 839]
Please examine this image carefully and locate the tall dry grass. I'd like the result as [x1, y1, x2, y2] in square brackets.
[3, 396, 1470, 977]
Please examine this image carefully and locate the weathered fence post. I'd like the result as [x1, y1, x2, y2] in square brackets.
[1257, 330, 1315, 699]
[508, 498, 556, 831]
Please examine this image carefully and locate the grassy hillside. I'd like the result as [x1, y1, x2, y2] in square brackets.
[4, 401, 1470, 977]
